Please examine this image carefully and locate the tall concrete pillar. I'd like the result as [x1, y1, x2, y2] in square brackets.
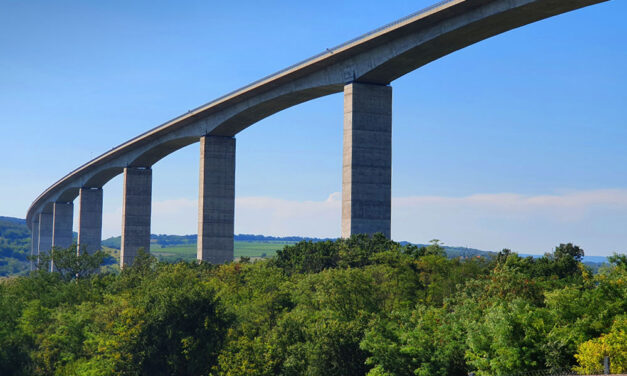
[52, 202, 74, 271]
[52, 202, 74, 249]
[121, 167, 152, 268]
[38, 212, 53, 270]
[30, 218, 39, 271]
[342, 82, 392, 238]
[77, 187, 103, 254]
[197, 136, 235, 264]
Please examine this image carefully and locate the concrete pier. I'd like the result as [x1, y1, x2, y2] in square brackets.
[52, 202, 74, 271]
[197, 136, 235, 264]
[121, 167, 152, 268]
[342, 82, 392, 238]
[52, 202, 74, 249]
[30, 218, 39, 271]
[77, 187, 103, 254]
[38, 212, 53, 269]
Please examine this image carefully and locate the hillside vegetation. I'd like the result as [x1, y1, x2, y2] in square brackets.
[102, 234, 299, 262]
[0, 215, 609, 275]
[102, 233, 495, 262]
[0, 235, 625, 375]
[0, 216, 30, 276]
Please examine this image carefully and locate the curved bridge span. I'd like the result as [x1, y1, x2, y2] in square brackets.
[27, 0, 608, 268]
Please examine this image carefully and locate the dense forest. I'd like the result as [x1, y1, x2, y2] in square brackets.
[0, 235, 625, 375]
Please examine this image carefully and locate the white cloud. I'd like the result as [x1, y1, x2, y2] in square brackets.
[235, 192, 340, 237]
[101, 206, 122, 239]
[392, 189, 627, 255]
[100, 189, 627, 256]
[395, 189, 627, 221]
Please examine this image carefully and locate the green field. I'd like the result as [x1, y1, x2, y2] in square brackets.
[150, 241, 294, 262]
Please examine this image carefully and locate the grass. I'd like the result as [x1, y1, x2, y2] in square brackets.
[151, 241, 295, 263]
[102, 241, 295, 264]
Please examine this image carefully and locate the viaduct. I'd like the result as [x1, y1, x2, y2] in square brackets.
[26, 0, 609, 269]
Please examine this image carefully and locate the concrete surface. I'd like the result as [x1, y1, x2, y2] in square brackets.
[77, 187, 103, 254]
[197, 136, 236, 264]
[38, 212, 53, 270]
[51, 202, 74, 271]
[120, 167, 152, 268]
[52, 202, 73, 249]
[342, 82, 392, 238]
[30, 218, 38, 271]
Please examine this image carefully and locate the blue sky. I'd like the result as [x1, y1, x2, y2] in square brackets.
[1, 0, 626, 256]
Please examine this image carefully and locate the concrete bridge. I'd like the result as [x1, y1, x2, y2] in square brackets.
[26, 0, 608, 269]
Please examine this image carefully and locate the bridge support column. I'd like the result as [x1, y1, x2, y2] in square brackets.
[38, 212, 53, 270]
[52, 202, 74, 249]
[342, 82, 392, 238]
[52, 202, 74, 271]
[77, 187, 103, 254]
[30, 218, 39, 271]
[197, 136, 235, 264]
[121, 167, 152, 268]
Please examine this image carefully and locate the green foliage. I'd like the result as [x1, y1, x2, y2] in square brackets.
[574, 315, 627, 374]
[608, 252, 627, 270]
[465, 299, 553, 375]
[86, 262, 232, 375]
[362, 306, 467, 376]
[0, 217, 31, 276]
[271, 233, 408, 275]
[0, 237, 625, 375]
[34, 245, 108, 281]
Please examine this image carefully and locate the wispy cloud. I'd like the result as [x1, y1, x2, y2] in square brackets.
[395, 189, 627, 221]
[100, 189, 627, 256]
[393, 189, 627, 255]
[235, 192, 341, 237]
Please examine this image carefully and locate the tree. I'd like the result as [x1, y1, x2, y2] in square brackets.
[554, 243, 584, 262]
[30, 244, 107, 281]
[608, 252, 627, 270]
[80, 262, 233, 375]
[546, 243, 585, 278]
[574, 315, 627, 374]
[362, 306, 467, 376]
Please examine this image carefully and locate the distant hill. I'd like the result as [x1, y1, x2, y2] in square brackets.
[0, 215, 614, 276]
[102, 233, 495, 259]
[0, 216, 26, 225]
[518, 252, 610, 273]
[398, 241, 496, 259]
[520, 253, 609, 264]
[102, 233, 336, 250]
[0, 216, 31, 276]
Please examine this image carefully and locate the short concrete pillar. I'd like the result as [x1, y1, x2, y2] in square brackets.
[77, 187, 103, 254]
[121, 167, 152, 268]
[342, 82, 392, 238]
[30, 218, 39, 271]
[197, 136, 235, 264]
[38, 212, 53, 269]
